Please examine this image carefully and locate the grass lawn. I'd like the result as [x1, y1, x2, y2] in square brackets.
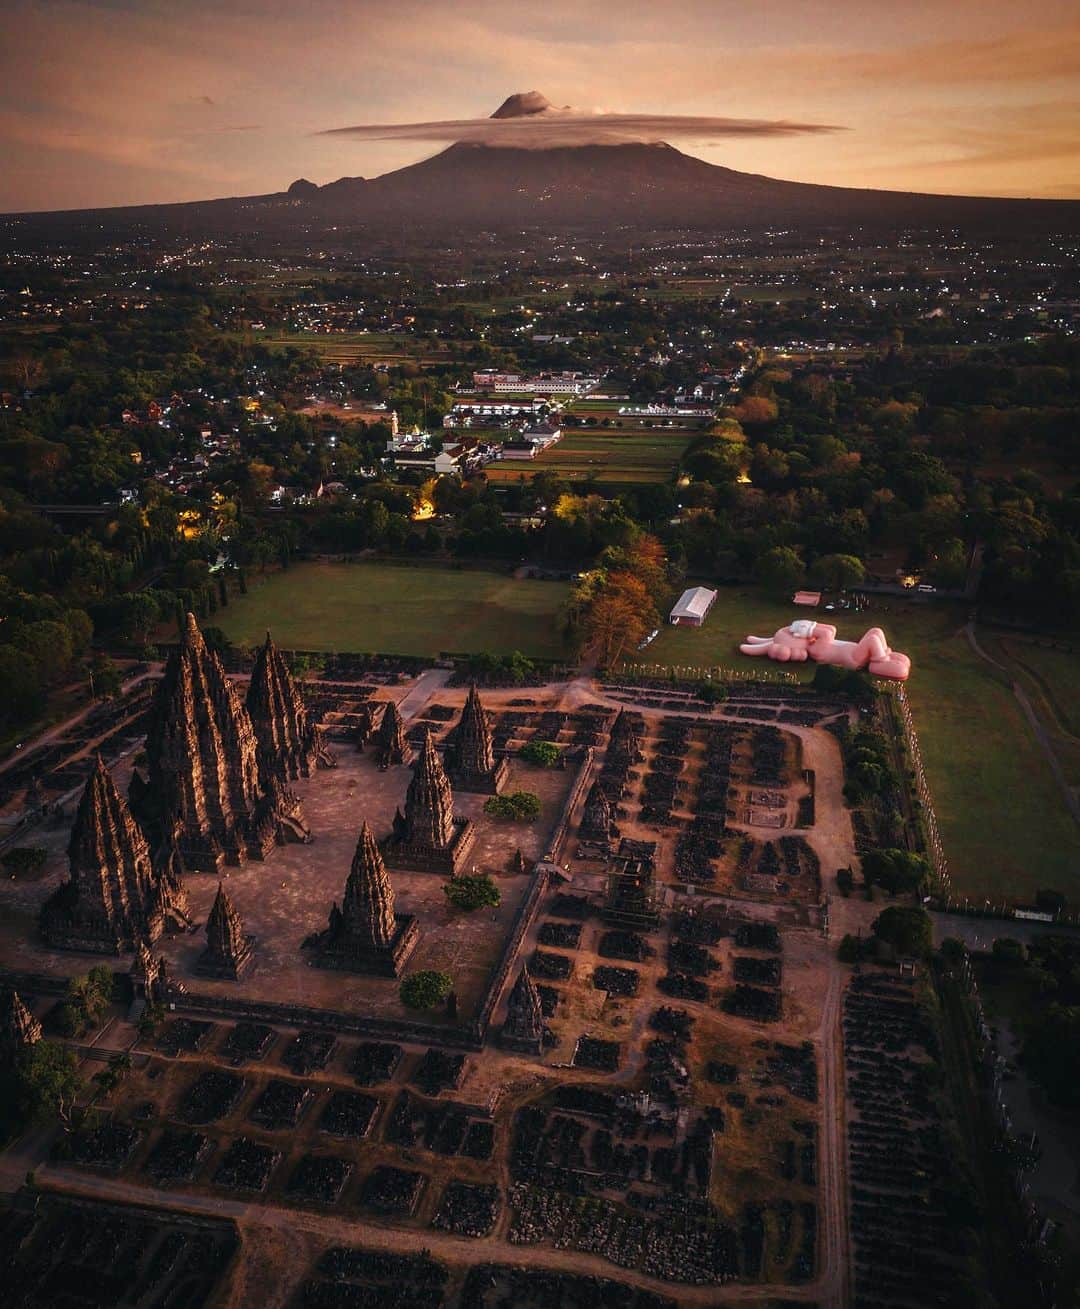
[625, 588, 1080, 902]
[214, 561, 572, 660]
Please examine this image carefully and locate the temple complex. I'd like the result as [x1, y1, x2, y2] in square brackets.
[196, 883, 255, 979]
[384, 729, 475, 875]
[41, 756, 190, 954]
[448, 684, 509, 792]
[247, 632, 335, 779]
[0, 986, 42, 1055]
[372, 698, 409, 767]
[309, 821, 419, 975]
[499, 964, 544, 1053]
[141, 613, 299, 873]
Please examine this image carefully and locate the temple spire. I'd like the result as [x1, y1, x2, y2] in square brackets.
[196, 882, 254, 978]
[500, 964, 544, 1052]
[145, 611, 299, 872]
[449, 684, 510, 793]
[42, 756, 188, 953]
[307, 820, 418, 975]
[0, 986, 42, 1054]
[579, 780, 616, 842]
[374, 698, 409, 766]
[340, 822, 396, 950]
[459, 684, 495, 774]
[405, 729, 456, 849]
[247, 631, 333, 781]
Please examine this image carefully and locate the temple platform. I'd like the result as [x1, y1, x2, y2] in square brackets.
[450, 754, 511, 795]
[309, 913, 419, 978]
[383, 816, 476, 877]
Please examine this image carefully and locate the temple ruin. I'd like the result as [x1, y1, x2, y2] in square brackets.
[499, 964, 544, 1053]
[448, 684, 509, 792]
[196, 883, 255, 979]
[140, 613, 304, 873]
[309, 821, 419, 975]
[247, 631, 335, 779]
[41, 756, 190, 954]
[384, 729, 475, 875]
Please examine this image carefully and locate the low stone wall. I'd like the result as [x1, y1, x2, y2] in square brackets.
[543, 746, 595, 867]
[467, 863, 550, 1043]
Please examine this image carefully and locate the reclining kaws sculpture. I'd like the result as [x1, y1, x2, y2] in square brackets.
[740, 619, 911, 681]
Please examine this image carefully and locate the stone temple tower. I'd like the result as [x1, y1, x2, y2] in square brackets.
[384, 729, 475, 875]
[196, 882, 255, 979]
[41, 756, 189, 954]
[449, 684, 509, 793]
[499, 964, 544, 1053]
[310, 821, 418, 975]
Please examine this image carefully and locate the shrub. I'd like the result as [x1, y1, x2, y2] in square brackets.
[519, 740, 560, 768]
[0, 847, 47, 878]
[484, 791, 541, 822]
[443, 873, 501, 913]
[400, 970, 453, 1011]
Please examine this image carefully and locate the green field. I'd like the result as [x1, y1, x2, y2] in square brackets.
[628, 590, 1080, 902]
[215, 561, 572, 659]
[485, 429, 693, 486]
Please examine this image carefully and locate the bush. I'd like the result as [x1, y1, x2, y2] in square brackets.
[838, 934, 865, 964]
[519, 740, 560, 768]
[871, 905, 932, 957]
[400, 970, 453, 1011]
[0, 847, 47, 878]
[443, 873, 501, 913]
[484, 791, 541, 822]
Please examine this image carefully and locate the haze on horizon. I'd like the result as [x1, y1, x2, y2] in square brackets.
[2, 0, 1079, 213]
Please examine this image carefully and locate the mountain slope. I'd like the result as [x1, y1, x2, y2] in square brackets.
[9, 140, 1079, 236]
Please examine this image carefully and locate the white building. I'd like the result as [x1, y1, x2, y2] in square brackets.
[669, 586, 718, 627]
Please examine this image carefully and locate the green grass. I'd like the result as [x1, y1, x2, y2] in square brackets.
[626, 589, 1080, 902]
[215, 561, 572, 659]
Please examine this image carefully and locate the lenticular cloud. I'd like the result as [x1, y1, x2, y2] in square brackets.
[319, 92, 841, 148]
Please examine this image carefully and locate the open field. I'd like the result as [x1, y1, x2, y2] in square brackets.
[625, 589, 1080, 902]
[214, 561, 571, 658]
[485, 428, 691, 486]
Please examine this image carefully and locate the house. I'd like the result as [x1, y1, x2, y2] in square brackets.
[669, 586, 718, 627]
[499, 440, 539, 460]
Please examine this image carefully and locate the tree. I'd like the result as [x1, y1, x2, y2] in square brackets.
[443, 873, 501, 913]
[755, 546, 804, 596]
[811, 553, 866, 591]
[484, 791, 542, 822]
[939, 937, 968, 967]
[89, 655, 123, 699]
[837, 934, 865, 964]
[519, 740, 560, 768]
[871, 905, 932, 957]
[400, 970, 454, 1010]
[991, 937, 1025, 967]
[16, 1043, 83, 1132]
[861, 849, 929, 897]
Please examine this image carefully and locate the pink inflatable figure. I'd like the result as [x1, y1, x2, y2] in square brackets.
[739, 619, 911, 681]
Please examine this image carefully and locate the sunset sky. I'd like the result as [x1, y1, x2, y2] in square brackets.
[2, 0, 1079, 212]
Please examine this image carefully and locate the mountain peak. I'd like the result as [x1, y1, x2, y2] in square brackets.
[490, 91, 556, 120]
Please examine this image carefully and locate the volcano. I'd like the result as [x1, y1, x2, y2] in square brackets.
[10, 93, 1079, 236]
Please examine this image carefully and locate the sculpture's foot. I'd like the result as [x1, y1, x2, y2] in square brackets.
[868, 653, 911, 681]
